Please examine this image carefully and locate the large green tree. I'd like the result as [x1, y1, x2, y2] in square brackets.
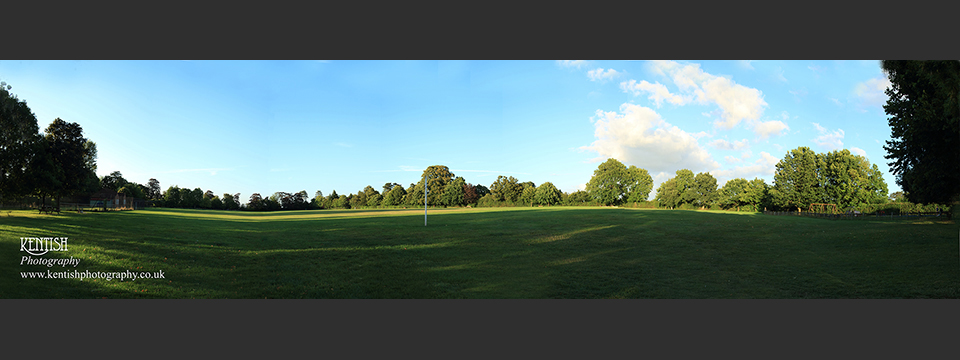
[118, 182, 147, 200]
[771, 147, 824, 211]
[404, 183, 421, 206]
[624, 166, 654, 203]
[819, 149, 888, 207]
[41, 118, 98, 208]
[320, 190, 340, 209]
[247, 193, 264, 211]
[881, 60, 960, 204]
[441, 177, 466, 207]
[294, 190, 310, 209]
[534, 182, 562, 206]
[164, 186, 183, 208]
[491, 175, 521, 203]
[719, 178, 750, 211]
[222, 193, 239, 210]
[520, 183, 537, 206]
[349, 191, 365, 209]
[586, 158, 627, 206]
[362, 186, 380, 207]
[565, 190, 592, 205]
[0, 80, 40, 201]
[101, 170, 127, 191]
[653, 169, 695, 208]
[382, 185, 406, 206]
[382, 182, 401, 194]
[210, 196, 223, 210]
[474, 184, 490, 198]
[691, 172, 719, 208]
[410, 165, 455, 206]
[744, 178, 770, 212]
[148, 178, 161, 200]
[674, 169, 697, 206]
[719, 177, 768, 212]
[182, 188, 202, 208]
[585, 158, 654, 206]
[655, 177, 680, 209]
[334, 195, 349, 209]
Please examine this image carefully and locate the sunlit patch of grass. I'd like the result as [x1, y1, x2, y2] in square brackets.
[428, 262, 484, 272]
[528, 225, 618, 244]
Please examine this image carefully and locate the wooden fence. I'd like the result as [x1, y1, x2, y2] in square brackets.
[763, 210, 951, 220]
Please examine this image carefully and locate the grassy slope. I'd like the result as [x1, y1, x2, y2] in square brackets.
[1, 207, 957, 298]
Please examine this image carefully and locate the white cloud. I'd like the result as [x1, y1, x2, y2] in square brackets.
[850, 147, 867, 157]
[830, 98, 843, 106]
[748, 111, 792, 139]
[621, 60, 781, 140]
[775, 66, 788, 83]
[691, 131, 712, 139]
[587, 68, 624, 82]
[855, 77, 891, 109]
[738, 60, 755, 70]
[581, 103, 720, 175]
[702, 77, 768, 129]
[812, 122, 844, 150]
[644, 60, 768, 130]
[751, 120, 790, 139]
[558, 60, 588, 69]
[652, 171, 672, 184]
[724, 155, 743, 164]
[741, 150, 752, 159]
[650, 171, 674, 195]
[713, 151, 779, 179]
[708, 138, 749, 150]
[619, 80, 688, 107]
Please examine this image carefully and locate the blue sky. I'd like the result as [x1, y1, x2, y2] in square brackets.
[0, 60, 899, 201]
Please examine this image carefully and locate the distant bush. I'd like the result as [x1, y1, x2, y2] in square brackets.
[849, 202, 950, 215]
[476, 194, 501, 208]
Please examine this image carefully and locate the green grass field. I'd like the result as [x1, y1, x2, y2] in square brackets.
[2, 207, 957, 298]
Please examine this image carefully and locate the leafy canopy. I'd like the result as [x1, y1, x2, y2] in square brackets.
[881, 60, 960, 204]
[586, 158, 654, 206]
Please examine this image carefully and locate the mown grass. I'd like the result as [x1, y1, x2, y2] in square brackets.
[1, 207, 957, 298]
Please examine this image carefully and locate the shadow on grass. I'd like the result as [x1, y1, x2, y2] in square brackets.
[3, 207, 957, 298]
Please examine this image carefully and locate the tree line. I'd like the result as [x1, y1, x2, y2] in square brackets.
[654, 147, 892, 212]
[0, 80, 99, 209]
[146, 147, 941, 215]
